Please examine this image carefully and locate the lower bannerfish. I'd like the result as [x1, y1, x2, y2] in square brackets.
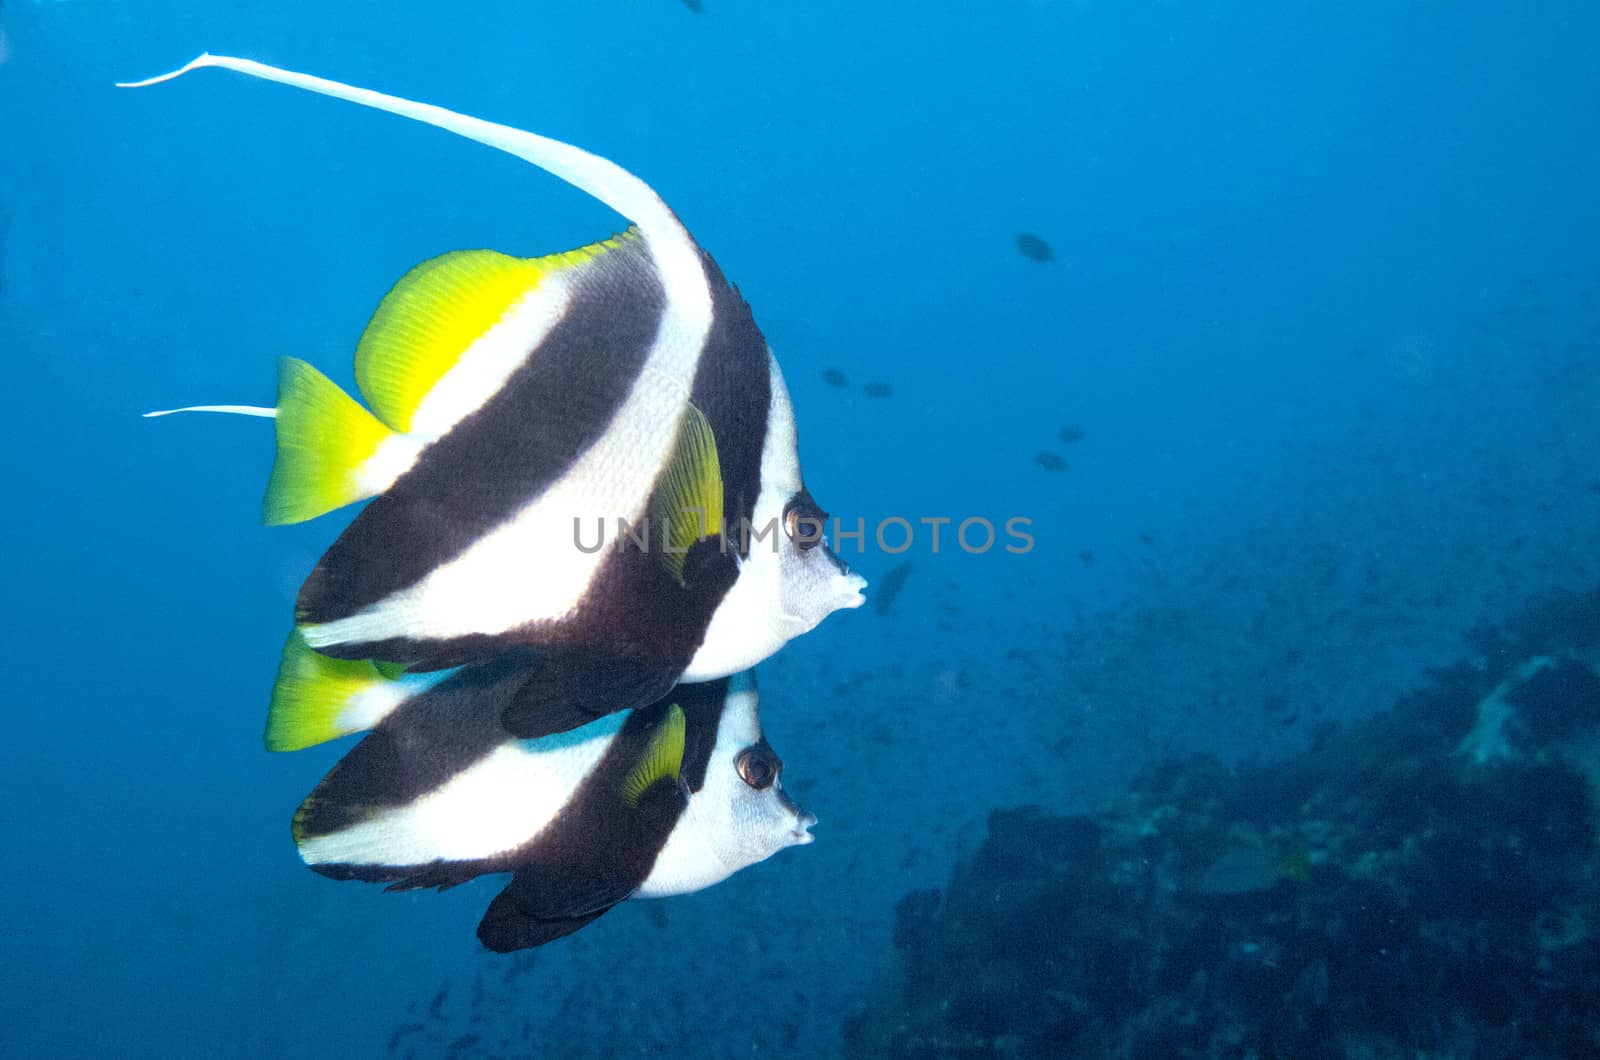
[271, 635, 814, 952]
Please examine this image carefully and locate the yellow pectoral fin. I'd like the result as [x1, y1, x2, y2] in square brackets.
[619, 704, 686, 808]
[648, 403, 724, 585]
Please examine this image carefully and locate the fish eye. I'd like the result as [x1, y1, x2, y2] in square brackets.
[736, 747, 780, 790]
[783, 493, 827, 552]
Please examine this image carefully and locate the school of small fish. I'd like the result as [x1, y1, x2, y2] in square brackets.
[131, 54, 865, 951]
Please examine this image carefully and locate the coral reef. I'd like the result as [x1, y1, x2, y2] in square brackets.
[844, 586, 1600, 1059]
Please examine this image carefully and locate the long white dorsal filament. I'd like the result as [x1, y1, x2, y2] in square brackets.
[115, 54, 703, 282]
[143, 405, 277, 418]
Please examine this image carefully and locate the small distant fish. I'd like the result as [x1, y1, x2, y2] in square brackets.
[822, 368, 848, 388]
[873, 561, 913, 616]
[1058, 424, 1084, 444]
[1035, 451, 1066, 472]
[1016, 233, 1053, 262]
[129, 55, 866, 737]
[1078, 550, 1096, 567]
[388, 1022, 426, 1051]
[277, 645, 814, 952]
[681, 0, 705, 11]
[862, 381, 893, 399]
[1197, 832, 1310, 895]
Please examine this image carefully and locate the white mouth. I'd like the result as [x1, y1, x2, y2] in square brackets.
[790, 812, 818, 845]
[840, 572, 868, 608]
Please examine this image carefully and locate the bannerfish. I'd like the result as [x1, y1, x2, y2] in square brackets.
[126, 55, 866, 736]
[270, 635, 814, 951]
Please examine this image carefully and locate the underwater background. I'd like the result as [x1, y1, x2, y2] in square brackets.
[3, 1, 1599, 1057]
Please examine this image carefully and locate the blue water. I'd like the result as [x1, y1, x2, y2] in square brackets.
[3, 2, 1598, 1056]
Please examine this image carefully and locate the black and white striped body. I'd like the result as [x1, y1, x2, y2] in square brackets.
[293, 670, 813, 951]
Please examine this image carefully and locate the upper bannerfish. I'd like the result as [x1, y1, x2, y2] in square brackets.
[128, 55, 866, 737]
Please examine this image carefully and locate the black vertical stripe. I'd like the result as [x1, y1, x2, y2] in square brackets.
[688, 251, 773, 558]
[301, 678, 735, 897]
[297, 234, 667, 627]
[293, 653, 543, 843]
[489, 253, 778, 731]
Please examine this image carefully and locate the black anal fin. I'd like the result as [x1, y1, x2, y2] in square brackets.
[500, 655, 680, 739]
[477, 884, 617, 953]
[475, 704, 691, 952]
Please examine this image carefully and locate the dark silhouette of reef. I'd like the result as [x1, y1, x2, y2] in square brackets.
[844, 584, 1600, 1059]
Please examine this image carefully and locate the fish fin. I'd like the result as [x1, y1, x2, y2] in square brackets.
[500, 656, 679, 739]
[477, 877, 619, 952]
[354, 235, 638, 434]
[648, 403, 724, 585]
[143, 404, 277, 419]
[619, 704, 686, 808]
[118, 55, 702, 279]
[473, 745, 685, 952]
[265, 357, 408, 525]
[264, 630, 411, 751]
[353, 249, 543, 432]
[301, 856, 481, 892]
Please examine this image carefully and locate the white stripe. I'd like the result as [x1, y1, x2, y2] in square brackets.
[305, 334, 705, 646]
[306, 253, 711, 649]
[407, 273, 575, 439]
[681, 353, 801, 680]
[636, 684, 760, 897]
[332, 671, 444, 734]
[299, 713, 625, 868]
[346, 255, 577, 496]
[356, 432, 428, 497]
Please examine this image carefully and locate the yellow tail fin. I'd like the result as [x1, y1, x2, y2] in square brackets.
[263, 357, 399, 526]
[264, 631, 405, 751]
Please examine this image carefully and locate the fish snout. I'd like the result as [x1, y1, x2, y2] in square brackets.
[831, 547, 868, 600]
[777, 783, 817, 845]
[790, 809, 818, 846]
[839, 570, 868, 608]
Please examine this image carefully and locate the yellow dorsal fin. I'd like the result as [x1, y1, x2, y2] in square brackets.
[264, 630, 392, 751]
[354, 250, 542, 432]
[619, 704, 686, 808]
[353, 232, 638, 433]
[264, 357, 400, 526]
[648, 403, 724, 585]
